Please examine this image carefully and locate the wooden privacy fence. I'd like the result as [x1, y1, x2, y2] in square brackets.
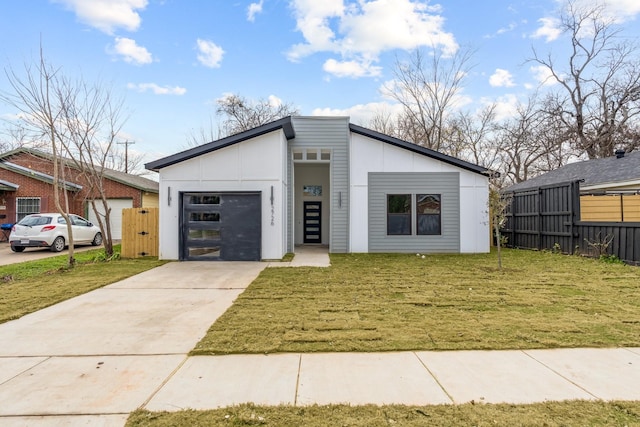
[581, 194, 640, 222]
[121, 207, 159, 258]
[502, 181, 640, 265]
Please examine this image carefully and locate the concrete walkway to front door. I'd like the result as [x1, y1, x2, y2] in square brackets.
[0, 261, 267, 426]
[268, 245, 331, 268]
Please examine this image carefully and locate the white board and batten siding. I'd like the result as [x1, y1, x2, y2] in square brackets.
[157, 130, 289, 260]
[87, 199, 133, 240]
[349, 132, 490, 253]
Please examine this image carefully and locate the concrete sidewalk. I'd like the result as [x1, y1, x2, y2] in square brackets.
[145, 347, 640, 410]
[1, 250, 639, 426]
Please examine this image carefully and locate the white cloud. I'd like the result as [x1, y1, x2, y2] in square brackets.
[288, 0, 457, 78]
[110, 37, 152, 65]
[247, 0, 264, 22]
[267, 95, 282, 107]
[489, 68, 515, 87]
[569, 0, 640, 23]
[196, 39, 225, 68]
[323, 58, 382, 78]
[53, 0, 147, 34]
[484, 21, 518, 39]
[127, 83, 186, 95]
[531, 17, 562, 42]
[530, 65, 557, 86]
[481, 94, 520, 121]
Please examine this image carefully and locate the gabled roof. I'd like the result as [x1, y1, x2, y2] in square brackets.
[145, 116, 492, 176]
[0, 147, 159, 193]
[505, 150, 640, 193]
[145, 116, 296, 171]
[349, 124, 492, 176]
[0, 161, 83, 191]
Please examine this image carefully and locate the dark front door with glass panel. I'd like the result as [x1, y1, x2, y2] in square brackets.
[303, 201, 321, 243]
[181, 192, 261, 261]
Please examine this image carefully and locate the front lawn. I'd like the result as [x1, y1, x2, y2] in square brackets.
[193, 249, 640, 354]
[0, 247, 166, 323]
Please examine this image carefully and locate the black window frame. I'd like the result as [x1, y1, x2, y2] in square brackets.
[386, 194, 412, 235]
[416, 194, 442, 235]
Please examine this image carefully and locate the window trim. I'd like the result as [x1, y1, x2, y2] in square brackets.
[416, 194, 442, 235]
[385, 193, 443, 237]
[16, 197, 41, 222]
[386, 194, 412, 235]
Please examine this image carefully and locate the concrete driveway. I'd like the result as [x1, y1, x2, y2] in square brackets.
[0, 261, 266, 426]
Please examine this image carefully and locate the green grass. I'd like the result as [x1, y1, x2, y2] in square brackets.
[0, 246, 166, 323]
[127, 401, 640, 426]
[192, 249, 640, 355]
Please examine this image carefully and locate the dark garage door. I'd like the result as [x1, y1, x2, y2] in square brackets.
[181, 192, 261, 261]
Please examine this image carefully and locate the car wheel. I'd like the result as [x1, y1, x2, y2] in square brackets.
[92, 232, 103, 246]
[50, 236, 65, 252]
[11, 245, 25, 253]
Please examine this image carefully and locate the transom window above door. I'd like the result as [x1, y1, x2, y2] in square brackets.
[292, 148, 331, 161]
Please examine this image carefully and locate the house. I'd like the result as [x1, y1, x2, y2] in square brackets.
[145, 116, 492, 261]
[505, 149, 640, 222]
[0, 148, 159, 238]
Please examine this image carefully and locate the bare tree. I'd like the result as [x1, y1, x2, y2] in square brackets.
[493, 92, 577, 185]
[1, 51, 78, 266]
[216, 93, 299, 137]
[489, 185, 512, 271]
[530, 0, 640, 158]
[184, 115, 221, 148]
[381, 46, 476, 153]
[447, 105, 500, 170]
[1, 50, 127, 260]
[56, 76, 127, 258]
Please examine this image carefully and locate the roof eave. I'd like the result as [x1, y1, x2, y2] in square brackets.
[0, 161, 83, 191]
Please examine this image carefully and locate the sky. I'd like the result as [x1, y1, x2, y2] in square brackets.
[1, 0, 639, 169]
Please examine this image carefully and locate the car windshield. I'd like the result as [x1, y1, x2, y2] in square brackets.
[18, 216, 52, 226]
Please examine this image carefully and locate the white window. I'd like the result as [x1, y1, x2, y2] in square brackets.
[16, 197, 41, 221]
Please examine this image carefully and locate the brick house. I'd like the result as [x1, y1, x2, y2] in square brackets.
[0, 148, 159, 239]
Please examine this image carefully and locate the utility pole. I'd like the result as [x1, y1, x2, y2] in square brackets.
[117, 140, 135, 173]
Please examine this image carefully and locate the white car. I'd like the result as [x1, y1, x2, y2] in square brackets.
[9, 213, 103, 253]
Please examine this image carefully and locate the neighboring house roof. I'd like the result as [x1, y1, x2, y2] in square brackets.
[0, 161, 83, 191]
[0, 179, 19, 191]
[145, 116, 492, 176]
[504, 150, 640, 193]
[0, 148, 159, 193]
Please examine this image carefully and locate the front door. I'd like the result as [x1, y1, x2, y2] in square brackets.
[303, 201, 321, 243]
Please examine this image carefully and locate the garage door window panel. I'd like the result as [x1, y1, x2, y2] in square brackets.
[188, 246, 221, 258]
[188, 228, 221, 240]
[189, 212, 220, 222]
[189, 195, 220, 205]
